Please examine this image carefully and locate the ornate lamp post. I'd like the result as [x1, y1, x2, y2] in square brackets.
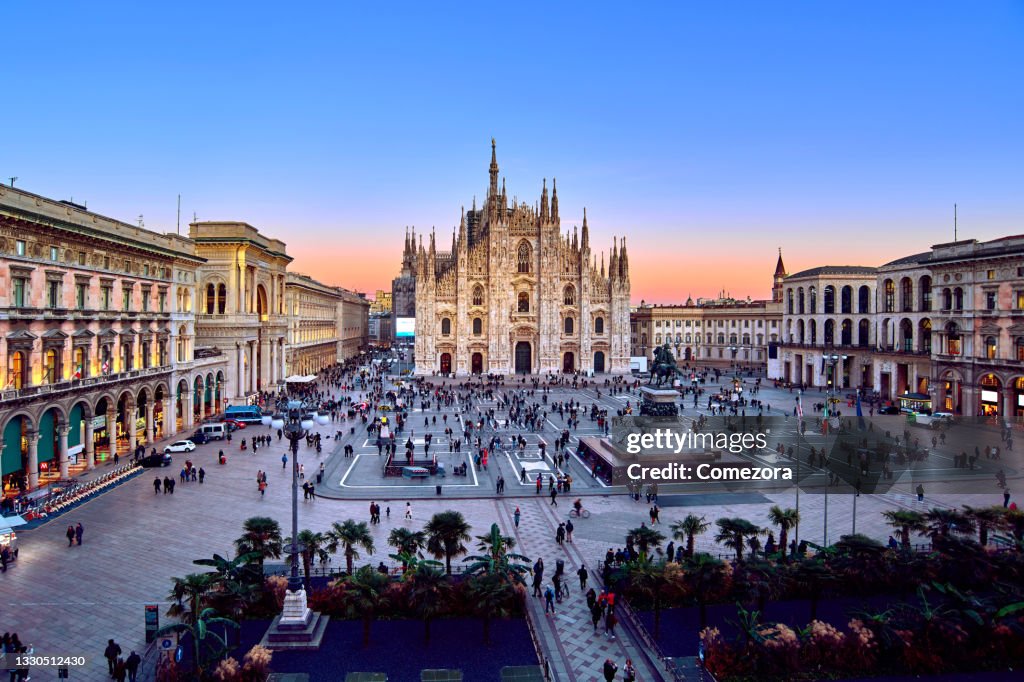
[260, 396, 330, 649]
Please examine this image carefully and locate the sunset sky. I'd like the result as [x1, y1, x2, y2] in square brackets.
[4, 2, 1022, 304]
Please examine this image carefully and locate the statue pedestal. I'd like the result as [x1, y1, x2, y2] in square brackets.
[260, 588, 330, 651]
[639, 386, 679, 417]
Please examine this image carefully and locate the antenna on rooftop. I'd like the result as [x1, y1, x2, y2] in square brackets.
[8, 177, 16, 188]
[177, 194, 181, 235]
[138, 215, 145, 228]
[954, 203, 958, 242]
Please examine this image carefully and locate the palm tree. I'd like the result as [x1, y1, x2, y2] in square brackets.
[155, 607, 239, 679]
[714, 517, 763, 562]
[166, 573, 216, 626]
[464, 523, 532, 583]
[285, 530, 330, 591]
[234, 516, 283, 577]
[344, 565, 392, 647]
[425, 510, 472, 575]
[626, 525, 666, 559]
[881, 509, 926, 551]
[683, 553, 728, 628]
[767, 505, 800, 558]
[962, 505, 1007, 546]
[407, 563, 453, 643]
[793, 558, 833, 622]
[388, 527, 427, 571]
[192, 552, 261, 615]
[922, 507, 975, 542]
[629, 561, 682, 638]
[671, 514, 710, 559]
[326, 520, 375, 575]
[467, 572, 521, 644]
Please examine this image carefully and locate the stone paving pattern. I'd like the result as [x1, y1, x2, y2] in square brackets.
[2, 376, 1018, 681]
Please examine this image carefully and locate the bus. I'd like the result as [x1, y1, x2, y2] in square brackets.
[224, 405, 264, 425]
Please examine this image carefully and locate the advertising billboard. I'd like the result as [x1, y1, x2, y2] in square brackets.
[396, 317, 415, 338]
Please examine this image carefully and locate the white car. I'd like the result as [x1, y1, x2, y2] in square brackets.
[164, 440, 196, 454]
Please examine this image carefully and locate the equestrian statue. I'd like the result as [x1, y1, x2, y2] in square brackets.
[648, 344, 680, 387]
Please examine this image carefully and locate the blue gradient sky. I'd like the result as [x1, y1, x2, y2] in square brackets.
[4, 2, 1022, 302]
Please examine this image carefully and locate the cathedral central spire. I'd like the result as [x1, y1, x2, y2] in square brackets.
[488, 138, 499, 200]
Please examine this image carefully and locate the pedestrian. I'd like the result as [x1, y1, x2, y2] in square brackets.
[75, 522, 84, 545]
[544, 584, 556, 614]
[125, 650, 141, 682]
[259, 480, 267, 496]
[153, 477, 161, 494]
[556, 523, 566, 545]
[514, 506, 521, 529]
[550, 487, 558, 506]
[916, 483, 925, 502]
[405, 502, 412, 520]
[605, 609, 618, 640]
[198, 467, 205, 483]
[623, 658, 636, 682]
[282, 453, 288, 469]
[578, 564, 588, 590]
[566, 518, 574, 543]
[169, 477, 175, 494]
[104, 639, 122, 676]
[591, 602, 602, 631]
[1006, 489, 1012, 508]
[603, 658, 618, 681]
[114, 656, 127, 682]
[66, 524, 75, 546]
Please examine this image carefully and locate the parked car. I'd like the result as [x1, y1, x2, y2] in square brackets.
[221, 418, 246, 430]
[878, 405, 900, 415]
[190, 431, 210, 445]
[140, 452, 173, 467]
[164, 440, 196, 454]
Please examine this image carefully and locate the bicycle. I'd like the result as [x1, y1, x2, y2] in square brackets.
[569, 507, 590, 519]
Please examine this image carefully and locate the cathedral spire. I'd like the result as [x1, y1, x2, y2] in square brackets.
[551, 178, 559, 222]
[619, 236, 629, 279]
[488, 138, 499, 201]
[540, 178, 549, 222]
[600, 252, 605, 278]
[581, 207, 589, 250]
[774, 247, 787, 277]
[500, 177, 507, 214]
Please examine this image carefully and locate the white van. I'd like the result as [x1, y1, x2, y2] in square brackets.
[200, 423, 227, 440]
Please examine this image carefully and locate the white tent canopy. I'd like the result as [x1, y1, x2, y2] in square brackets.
[284, 375, 317, 383]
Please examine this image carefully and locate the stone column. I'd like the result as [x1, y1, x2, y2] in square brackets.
[236, 344, 245, 398]
[279, 339, 286, 383]
[107, 408, 118, 460]
[128, 404, 137, 456]
[249, 342, 257, 394]
[145, 403, 155, 444]
[27, 430, 39, 490]
[58, 424, 70, 479]
[163, 397, 175, 438]
[184, 394, 195, 430]
[85, 419, 95, 469]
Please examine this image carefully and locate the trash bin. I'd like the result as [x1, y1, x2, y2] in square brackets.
[436, 484, 442, 496]
[351, 427, 356, 434]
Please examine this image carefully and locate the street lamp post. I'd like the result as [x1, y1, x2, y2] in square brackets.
[822, 352, 848, 546]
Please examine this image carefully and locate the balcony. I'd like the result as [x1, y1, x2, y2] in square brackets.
[0, 366, 175, 407]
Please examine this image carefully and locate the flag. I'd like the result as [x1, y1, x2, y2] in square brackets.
[856, 392, 866, 431]
[101, 360, 110, 375]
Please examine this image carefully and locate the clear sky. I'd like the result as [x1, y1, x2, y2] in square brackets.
[4, 1, 1022, 303]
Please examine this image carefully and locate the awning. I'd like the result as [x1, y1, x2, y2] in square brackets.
[284, 375, 317, 383]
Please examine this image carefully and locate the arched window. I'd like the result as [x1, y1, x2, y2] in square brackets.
[472, 286, 484, 307]
[900, 319, 913, 351]
[985, 335, 997, 359]
[809, 287, 817, 314]
[9, 351, 25, 389]
[563, 285, 576, 306]
[217, 283, 226, 314]
[797, 319, 805, 344]
[563, 317, 573, 334]
[787, 289, 793, 315]
[441, 318, 451, 335]
[942, 288, 952, 310]
[858, 319, 870, 346]
[206, 283, 215, 314]
[901, 278, 913, 312]
[841, 319, 852, 346]
[824, 285, 836, 314]
[884, 280, 895, 312]
[809, 320, 817, 344]
[517, 241, 532, 274]
[858, 286, 870, 313]
[953, 287, 964, 310]
[595, 317, 604, 334]
[919, 318, 932, 353]
[841, 286, 853, 314]
[824, 319, 835, 345]
[517, 292, 529, 313]
[797, 287, 805, 315]
[919, 276, 932, 311]
[473, 318, 482, 335]
[946, 322, 961, 355]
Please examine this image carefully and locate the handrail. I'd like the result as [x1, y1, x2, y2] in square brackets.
[523, 603, 554, 681]
[615, 597, 686, 681]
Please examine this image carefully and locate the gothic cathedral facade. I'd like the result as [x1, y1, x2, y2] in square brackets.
[413, 141, 631, 376]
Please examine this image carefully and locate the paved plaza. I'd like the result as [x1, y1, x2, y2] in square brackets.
[2, 375, 1018, 681]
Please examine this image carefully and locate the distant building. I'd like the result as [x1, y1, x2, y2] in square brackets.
[370, 290, 392, 314]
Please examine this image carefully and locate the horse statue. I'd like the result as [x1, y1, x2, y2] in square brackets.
[648, 344, 680, 387]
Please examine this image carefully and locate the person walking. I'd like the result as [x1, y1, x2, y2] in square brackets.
[153, 477, 161, 494]
[591, 602, 602, 631]
[66, 524, 75, 547]
[603, 658, 618, 681]
[605, 608, 618, 640]
[544, 584, 556, 614]
[623, 658, 637, 681]
[532, 558, 544, 598]
[514, 506, 521, 529]
[555, 523, 566, 546]
[75, 522, 84, 545]
[550, 487, 558, 506]
[578, 564, 588, 590]
[104, 639, 122, 676]
[405, 502, 413, 520]
[282, 453, 288, 469]
[198, 467, 205, 484]
[565, 518, 574, 543]
[916, 483, 925, 502]
[125, 650, 141, 682]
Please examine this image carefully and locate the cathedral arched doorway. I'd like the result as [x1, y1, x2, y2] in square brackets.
[471, 353, 483, 374]
[439, 353, 452, 375]
[514, 342, 532, 374]
[563, 352, 575, 373]
[684, 347, 692, 361]
[593, 351, 605, 373]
